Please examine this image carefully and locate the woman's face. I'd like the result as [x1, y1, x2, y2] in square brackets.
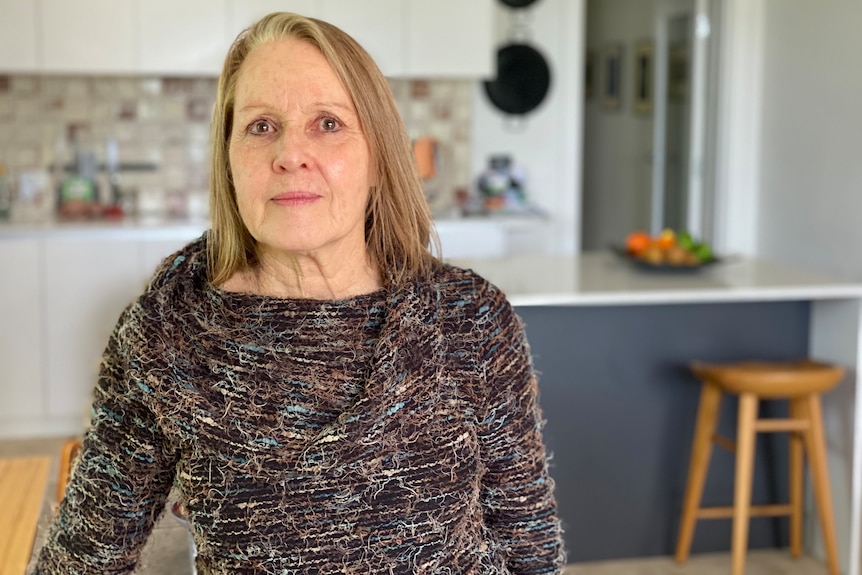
[229, 38, 372, 260]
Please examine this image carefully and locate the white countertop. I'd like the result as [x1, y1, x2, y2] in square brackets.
[0, 217, 210, 240]
[0, 214, 544, 242]
[448, 252, 862, 306]
[4, 219, 860, 306]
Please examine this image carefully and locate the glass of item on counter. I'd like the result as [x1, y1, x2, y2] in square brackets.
[0, 164, 11, 220]
[0, 164, 54, 223]
[57, 127, 100, 219]
[15, 170, 53, 222]
[477, 154, 528, 213]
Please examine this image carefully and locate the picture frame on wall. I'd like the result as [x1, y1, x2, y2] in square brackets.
[584, 50, 595, 101]
[669, 43, 689, 102]
[602, 44, 622, 110]
[634, 40, 654, 114]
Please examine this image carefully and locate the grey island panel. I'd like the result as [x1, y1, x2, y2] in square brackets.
[517, 301, 810, 563]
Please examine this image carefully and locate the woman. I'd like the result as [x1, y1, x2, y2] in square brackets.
[33, 12, 565, 574]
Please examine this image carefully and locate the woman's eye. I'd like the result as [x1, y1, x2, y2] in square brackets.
[319, 117, 340, 132]
[248, 120, 273, 134]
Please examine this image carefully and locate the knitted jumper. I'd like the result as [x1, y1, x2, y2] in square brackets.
[32, 234, 565, 574]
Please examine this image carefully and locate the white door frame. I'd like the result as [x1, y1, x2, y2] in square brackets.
[712, 0, 764, 257]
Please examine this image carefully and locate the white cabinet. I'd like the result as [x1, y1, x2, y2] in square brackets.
[0, 228, 204, 438]
[42, 238, 144, 419]
[226, 0, 324, 45]
[3, 0, 494, 77]
[0, 0, 38, 72]
[138, 0, 229, 76]
[227, 0, 404, 75]
[140, 237, 198, 278]
[321, 0, 405, 77]
[0, 240, 44, 421]
[228, 0, 493, 77]
[436, 219, 507, 259]
[406, 0, 494, 78]
[0, 218, 523, 438]
[40, 0, 136, 74]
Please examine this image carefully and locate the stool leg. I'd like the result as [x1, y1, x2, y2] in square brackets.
[788, 398, 805, 558]
[732, 392, 759, 575]
[803, 394, 841, 575]
[675, 381, 723, 564]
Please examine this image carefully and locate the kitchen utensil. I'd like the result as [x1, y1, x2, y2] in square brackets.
[483, 43, 551, 116]
[499, 0, 540, 8]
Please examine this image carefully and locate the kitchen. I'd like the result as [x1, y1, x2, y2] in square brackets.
[2, 0, 862, 574]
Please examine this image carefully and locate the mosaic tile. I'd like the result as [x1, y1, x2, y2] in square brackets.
[1, 74, 473, 217]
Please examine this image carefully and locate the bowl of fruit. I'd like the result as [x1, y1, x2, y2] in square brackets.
[615, 229, 717, 271]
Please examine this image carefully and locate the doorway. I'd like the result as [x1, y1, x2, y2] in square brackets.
[580, 0, 721, 250]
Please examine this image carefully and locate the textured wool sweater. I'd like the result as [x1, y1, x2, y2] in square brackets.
[32, 234, 565, 574]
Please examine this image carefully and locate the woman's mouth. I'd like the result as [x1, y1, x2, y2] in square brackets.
[271, 191, 321, 206]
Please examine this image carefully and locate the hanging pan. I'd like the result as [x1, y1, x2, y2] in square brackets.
[499, 0, 540, 8]
[483, 43, 551, 118]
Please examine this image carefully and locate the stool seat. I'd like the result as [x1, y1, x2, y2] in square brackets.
[676, 359, 844, 575]
[691, 360, 843, 398]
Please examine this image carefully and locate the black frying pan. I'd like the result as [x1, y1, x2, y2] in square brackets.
[483, 43, 551, 116]
[499, 0, 540, 8]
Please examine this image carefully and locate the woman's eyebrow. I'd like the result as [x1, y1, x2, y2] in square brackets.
[313, 101, 354, 112]
[235, 101, 355, 114]
[235, 103, 271, 114]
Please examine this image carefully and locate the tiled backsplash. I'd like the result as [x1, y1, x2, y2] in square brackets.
[0, 75, 472, 221]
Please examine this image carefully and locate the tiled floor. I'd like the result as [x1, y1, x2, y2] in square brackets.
[3, 436, 831, 575]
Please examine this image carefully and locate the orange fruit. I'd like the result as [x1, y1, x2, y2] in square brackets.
[656, 228, 676, 250]
[625, 231, 651, 255]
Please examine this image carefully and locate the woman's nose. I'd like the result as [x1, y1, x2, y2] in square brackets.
[272, 130, 311, 173]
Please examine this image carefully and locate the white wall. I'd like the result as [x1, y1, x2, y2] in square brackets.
[756, 0, 862, 280]
[471, 0, 584, 255]
[755, 3, 862, 572]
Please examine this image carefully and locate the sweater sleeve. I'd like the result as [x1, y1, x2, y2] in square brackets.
[31, 305, 179, 574]
[475, 289, 566, 574]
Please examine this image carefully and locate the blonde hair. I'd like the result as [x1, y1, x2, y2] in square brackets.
[208, 12, 440, 288]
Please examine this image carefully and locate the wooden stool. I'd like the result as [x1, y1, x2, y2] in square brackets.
[57, 437, 82, 503]
[675, 360, 844, 575]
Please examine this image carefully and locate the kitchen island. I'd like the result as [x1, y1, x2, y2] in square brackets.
[448, 253, 862, 573]
[2, 220, 861, 570]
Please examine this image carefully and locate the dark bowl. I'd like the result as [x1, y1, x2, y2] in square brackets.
[611, 245, 720, 273]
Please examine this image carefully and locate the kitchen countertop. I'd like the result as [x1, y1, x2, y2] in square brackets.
[0, 214, 545, 241]
[0, 217, 211, 240]
[4, 221, 862, 571]
[452, 251, 862, 574]
[448, 252, 862, 306]
[4, 218, 861, 306]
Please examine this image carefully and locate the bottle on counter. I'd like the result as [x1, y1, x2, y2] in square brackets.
[0, 164, 12, 221]
[101, 138, 125, 218]
[57, 127, 100, 219]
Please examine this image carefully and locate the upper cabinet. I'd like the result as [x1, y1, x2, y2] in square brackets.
[138, 0, 228, 76]
[0, 0, 493, 78]
[40, 0, 136, 74]
[406, 0, 494, 78]
[0, 0, 38, 72]
[321, 0, 405, 77]
[227, 0, 324, 45]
